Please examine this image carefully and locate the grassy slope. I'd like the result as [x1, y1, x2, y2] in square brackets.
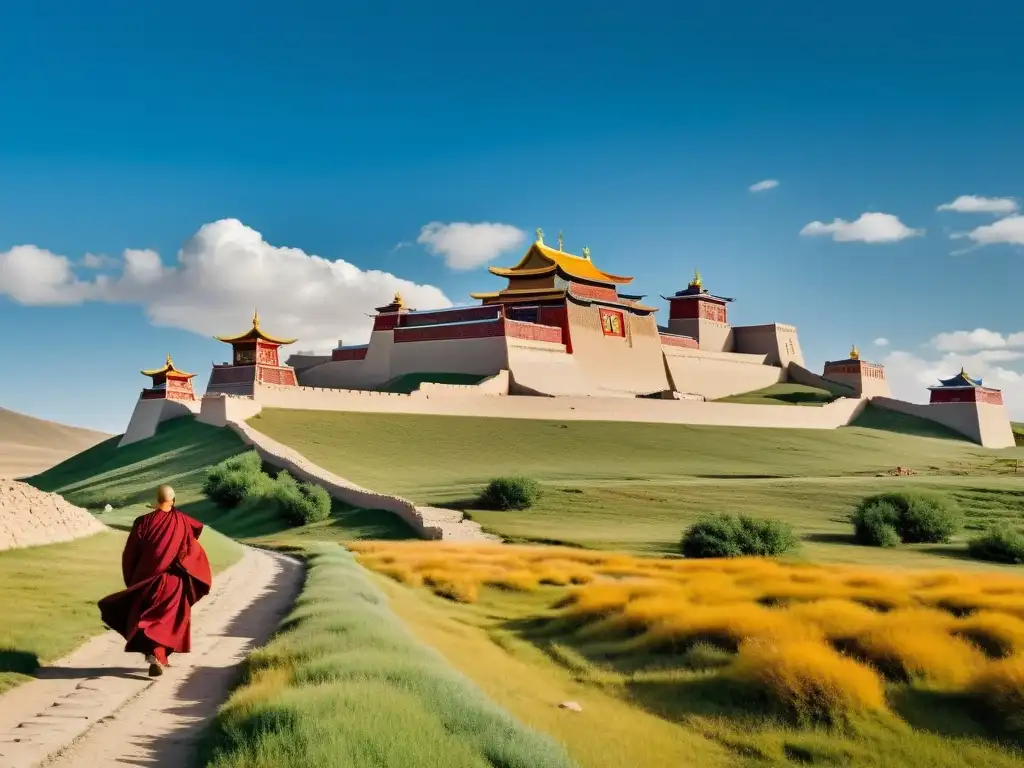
[716, 382, 837, 406]
[378, 577, 1024, 768]
[202, 545, 575, 768]
[249, 407, 1023, 566]
[378, 372, 488, 393]
[0, 524, 240, 693]
[29, 417, 417, 544]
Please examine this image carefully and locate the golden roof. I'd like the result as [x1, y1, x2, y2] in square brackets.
[141, 353, 196, 379]
[488, 241, 633, 285]
[215, 309, 297, 346]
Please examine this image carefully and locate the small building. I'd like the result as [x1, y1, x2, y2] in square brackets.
[139, 354, 197, 401]
[822, 345, 890, 398]
[928, 368, 1004, 405]
[205, 311, 299, 396]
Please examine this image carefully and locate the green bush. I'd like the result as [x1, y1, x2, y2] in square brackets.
[203, 452, 269, 508]
[478, 476, 541, 511]
[681, 514, 798, 558]
[272, 471, 332, 526]
[968, 526, 1024, 564]
[851, 491, 961, 546]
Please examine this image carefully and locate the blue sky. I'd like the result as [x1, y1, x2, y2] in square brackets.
[2, 1, 1023, 432]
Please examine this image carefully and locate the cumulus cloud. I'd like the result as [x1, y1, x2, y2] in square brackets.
[880, 347, 1024, 419]
[81, 252, 118, 269]
[799, 212, 923, 243]
[417, 221, 526, 270]
[937, 195, 1018, 215]
[0, 219, 453, 352]
[929, 328, 1024, 352]
[873, 337, 889, 347]
[748, 179, 779, 193]
[954, 214, 1024, 247]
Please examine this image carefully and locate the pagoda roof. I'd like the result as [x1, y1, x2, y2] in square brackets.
[215, 310, 297, 345]
[663, 269, 734, 303]
[929, 368, 985, 389]
[488, 238, 633, 285]
[470, 287, 568, 303]
[141, 354, 196, 379]
[566, 286, 658, 313]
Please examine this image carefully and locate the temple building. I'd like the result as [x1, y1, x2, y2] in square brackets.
[205, 311, 299, 396]
[928, 368, 1004, 405]
[139, 354, 196, 402]
[822, 345, 891, 398]
[292, 230, 807, 400]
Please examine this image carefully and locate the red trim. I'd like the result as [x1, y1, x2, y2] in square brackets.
[332, 347, 368, 362]
[505, 319, 562, 343]
[569, 282, 619, 302]
[659, 334, 698, 349]
[395, 320, 505, 343]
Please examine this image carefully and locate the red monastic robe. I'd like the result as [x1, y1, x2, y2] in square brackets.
[98, 507, 213, 655]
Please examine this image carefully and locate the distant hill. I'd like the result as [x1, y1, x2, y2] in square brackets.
[0, 407, 112, 479]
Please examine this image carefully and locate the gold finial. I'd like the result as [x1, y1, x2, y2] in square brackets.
[252, 309, 260, 327]
[850, 344, 860, 360]
[166, 353, 174, 367]
[960, 365, 968, 378]
[557, 230, 564, 251]
[536, 227, 544, 244]
[690, 269, 703, 288]
[394, 292, 406, 308]
[581, 246, 590, 260]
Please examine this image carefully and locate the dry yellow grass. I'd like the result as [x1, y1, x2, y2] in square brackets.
[970, 654, 1024, 736]
[351, 541, 1024, 732]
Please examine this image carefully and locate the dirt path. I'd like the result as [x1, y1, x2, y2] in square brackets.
[0, 547, 301, 768]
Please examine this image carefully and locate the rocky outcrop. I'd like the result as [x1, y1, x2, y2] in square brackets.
[0, 480, 108, 551]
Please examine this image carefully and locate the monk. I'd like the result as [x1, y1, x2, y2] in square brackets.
[98, 485, 212, 677]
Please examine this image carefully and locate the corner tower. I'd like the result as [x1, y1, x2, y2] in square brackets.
[662, 271, 735, 352]
[923, 367, 1014, 448]
[206, 310, 299, 396]
[140, 354, 197, 401]
[822, 345, 890, 398]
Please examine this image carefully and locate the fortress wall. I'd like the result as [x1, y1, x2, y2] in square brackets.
[119, 398, 200, 447]
[565, 303, 672, 394]
[733, 323, 805, 368]
[418, 370, 511, 396]
[668, 317, 735, 352]
[300, 329, 395, 390]
[287, 353, 332, 372]
[506, 343, 615, 397]
[663, 347, 784, 399]
[198, 393, 263, 428]
[870, 397, 1016, 449]
[787, 363, 859, 398]
[391, 335, 509, 379]
[249, 382, 867, 429]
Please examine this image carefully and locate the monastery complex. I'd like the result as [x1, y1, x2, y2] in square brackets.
[121, 230, 1016, 450]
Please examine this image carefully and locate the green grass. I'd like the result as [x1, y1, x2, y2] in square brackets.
[29, 417, 417, 545]
[248, 407, 1022, 567]
[717, 382, 838, 406]
[377, 372, 488, 393]
[0, 522, 241, 693]
[1013, 422, 1024, 447]
[378, 578, 1024, 768]
[201, 544, 575, 768]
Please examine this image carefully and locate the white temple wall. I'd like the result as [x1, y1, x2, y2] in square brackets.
[565, 303, 672, 394]
[663, 347, 784, 399]
[870, 397, 1015, 449]
[390, 335, 509, 379]
[667, 317, 735, 352]
[119, 398, 200, 447]
[733, 323, 805, 368]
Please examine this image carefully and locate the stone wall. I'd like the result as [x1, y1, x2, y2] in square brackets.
[871, 397, 1016, 449]
[0, 480, 107, 551]
[787, 362, 859, 398]
[663, 347, 784, 399]
[119, 398, 200, 447]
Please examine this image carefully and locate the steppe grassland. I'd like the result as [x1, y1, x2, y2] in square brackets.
[352, 541, 1024, 767]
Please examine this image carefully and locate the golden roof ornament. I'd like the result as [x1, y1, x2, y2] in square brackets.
[960, 365, 968, 378]
[165, 353, 174, 367]
[394, 292, 406, 309]
[581, 246, 591, 260]
[535, 227, 544, 244]
[850, 344, 860, 360]
[252, 309, 261, 328]
[557, 230, 564, 251]
[690, 269, 703, 289]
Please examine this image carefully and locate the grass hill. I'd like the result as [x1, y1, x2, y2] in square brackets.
[0, 407, 110, 479]
[716, 381, 838, 406]
[247, 405, 1023, 565]
[377, 372, 488, 393]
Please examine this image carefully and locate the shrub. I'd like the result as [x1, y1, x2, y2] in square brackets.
[968, 526, 1024, 565]
[851, 491, 961, 546]
[478, 476, 541, 511]
[729, 638, 886, 725]
[272, 471, 332, 526]
[203, 452, 268, 508]
[681, 514, 798, 559]
[969, 654, 1024, 740]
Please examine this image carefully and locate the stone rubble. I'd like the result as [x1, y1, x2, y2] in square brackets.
[0, 480, 108, 552]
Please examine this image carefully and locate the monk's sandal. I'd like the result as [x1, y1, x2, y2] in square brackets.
[145, 655, 165, 677]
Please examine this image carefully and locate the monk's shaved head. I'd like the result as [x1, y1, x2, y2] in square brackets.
[156, 485, 175, 504]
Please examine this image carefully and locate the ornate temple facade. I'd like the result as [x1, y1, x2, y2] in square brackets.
[205, 311, 299, 396]
[139, 354, 197, 402]
[928, 369, 1004, 405]
[294, 230, 805, 400]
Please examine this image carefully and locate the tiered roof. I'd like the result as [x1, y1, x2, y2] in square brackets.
[661, 270, 734, 304]
[141, 354, 196, 380]
[929, 367, 986, 390]
[215, 310, 297, 346]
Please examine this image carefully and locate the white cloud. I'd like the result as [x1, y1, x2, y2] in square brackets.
[749, 179, 779, 193]
[937, 195, 1018, 215]
[417, 221, 526, 270]
[873, 337, 889, 347]
[956, 215, 1024, 247]
[881, 347, 1024, 420]
[929, 328, 1020, 352]
[0, 219, 453, 352]
[81, 252, 118, 269]
[799, 212, 923, 243]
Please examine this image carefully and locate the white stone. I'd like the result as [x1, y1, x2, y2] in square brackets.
[559, 701, 583, 712]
